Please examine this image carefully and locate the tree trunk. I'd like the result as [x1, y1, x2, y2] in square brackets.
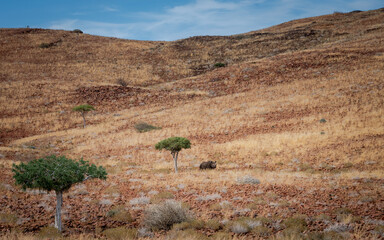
[172, 151, 179, 173]
[81, 112, 86, 128]
[55, 191, 63, 232]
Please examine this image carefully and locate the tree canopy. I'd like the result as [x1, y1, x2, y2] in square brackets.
[12, 155, 107, 232]
[155, 137, 191, 173]
[72, 104, 95, 113]
[12, 155, 107, 192]
[155, 137, 191, 153]
[72, 104, 95, 128]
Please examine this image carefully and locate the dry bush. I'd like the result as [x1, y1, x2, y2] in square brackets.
[165, 228, 208, 240]
[129, 196, 150, 206]
[226, 217, 264, 235]
[280, 215, 308, 236]
[106, 205, 133, 222]
[150, 191, 174, 204]
[173, 219, 205, 231]
[227, 221, 250, 234]
[236, 175, 260, 184]
[73, 29, 83, 34]
[252, 225, 272, 237]
[0, 212, 18, 225]
[116, 78, 127, 87]
[102, 227, 137, 240]
[134, 122, 161, 133]
[205, 219, 223, 231]
[210, 232, 232, 240]
[36, 226, 62, 239]
[0, 232, 36, 240]
[143, 200, 191, 231]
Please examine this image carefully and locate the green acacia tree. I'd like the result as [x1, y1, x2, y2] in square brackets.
[155, 137, 191, 173]
[12, 155, 107, 232]
[72, 104, 95, 128]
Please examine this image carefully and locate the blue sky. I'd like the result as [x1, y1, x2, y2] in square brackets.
[1, 0, 383, 41]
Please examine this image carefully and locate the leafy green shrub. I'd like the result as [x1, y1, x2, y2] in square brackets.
[214, 62, 226, 68]
[103, 227, 137, 240]
[320, 118, 327, 123]
[134, 122, 161, 133]
[143, 200, 190, 231]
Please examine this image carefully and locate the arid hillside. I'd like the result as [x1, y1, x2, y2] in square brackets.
[0, 8, 383, 239]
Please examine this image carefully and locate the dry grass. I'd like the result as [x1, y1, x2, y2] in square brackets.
[0, 8, 383, 239]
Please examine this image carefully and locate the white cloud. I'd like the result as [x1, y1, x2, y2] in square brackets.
[48, 0, 383, 41]
[50, 19, 79, 30]
[102, 6, 118, 12]
[50, 19, 140, 39]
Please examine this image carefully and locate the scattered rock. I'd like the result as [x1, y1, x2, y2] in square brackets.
[292, 158, 300, 164]
[230, 222, 250, 234]
[99, 199, 113, 206]
[232, 208, 251, 217]
[237, 176, 260, 184]
[148, 190, 159, 195]
[364, 161, 377, 165]
[138, 227, 154, 238]
[196, 193, 222, 201]
[125, 170, 136, 175]
[129, 197, 150, 205]
[324, 223, 352, 232]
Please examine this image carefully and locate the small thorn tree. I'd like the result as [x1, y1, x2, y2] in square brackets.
[12, 155, 107, 232]
[155, 137, 191, 173]
[72, 104, 95, 128]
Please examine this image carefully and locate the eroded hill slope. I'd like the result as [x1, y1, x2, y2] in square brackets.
[0, 8, 383, 239]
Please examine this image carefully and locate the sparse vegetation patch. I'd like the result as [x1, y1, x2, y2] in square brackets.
[143, 200, 190, 231]
[134, 122, 161, 133]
